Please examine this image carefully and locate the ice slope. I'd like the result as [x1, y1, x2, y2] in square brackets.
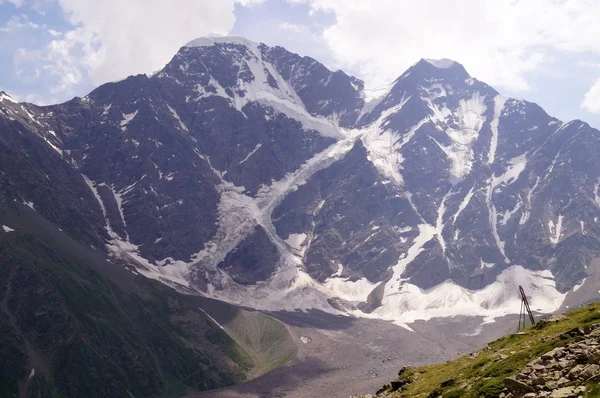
[0, 91, 17, 103]
[106, 134, 360, 311]
[365, 265, 565, 328]
[359, 95, 412, 184]
[428, 92, 487, 181]
[424, 58, 457, 69]
[183, 36, 343, 138]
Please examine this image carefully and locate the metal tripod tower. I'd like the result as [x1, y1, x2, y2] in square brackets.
[518, 285, 536, 331]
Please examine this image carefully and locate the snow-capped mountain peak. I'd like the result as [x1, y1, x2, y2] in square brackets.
[184, 35, 260, 49]
[0, 91, 18, 104]
[3, 36, 599, 329]
[403, 58, 472, 83]
[424, 58, 457, 69]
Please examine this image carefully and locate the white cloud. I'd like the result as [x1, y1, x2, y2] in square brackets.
[15, 0, 260, 96]
[55, 0, 242, 86]
[236, 0, 266, 5]
[295, 0, 600, 94]
[582, 77, 600, 114]
[0, 0, 26, 7]
[0, 14, 39, 32]
[278, 22, 304, 34]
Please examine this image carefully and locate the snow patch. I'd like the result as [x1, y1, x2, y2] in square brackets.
[488, 95, 506, 164]
[487, 185, 509, 263]
[120, 110, 138, 131]
[436, 192, 451, 253]
[81, 174, 116, 235]
[549, 215, 564, 245]
[324, 276, 377, 302]
[42, 136, 62, 155]
[453, 186, 475, 224]
[0, 92, 18, 103]
[386, 223, 437, 294]
[285, 233, 307, 253]
[332, 263, 343, 277]
[365, 265, 565, 327]
[428, 92, 487, 181]
[359, 96, 429, 185]
[424, 58, 456, 69]
[493, 154, 527, 186]
[167, 105, 188, 132]
[21, 105, 40, 125]
[238, 143, 262, 165]
[186, 37, 343, 138]
[594, 179, 600, 207]
[572, 278, 586, 292]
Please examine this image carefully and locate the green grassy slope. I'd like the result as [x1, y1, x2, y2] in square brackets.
[0, 203, 254, 398]
[219, 308, 298, 377]
[380, 302, 600, 398]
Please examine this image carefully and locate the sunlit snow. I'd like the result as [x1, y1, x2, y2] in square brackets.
[424, 58, 456, 69]
[0, 92, 17, 103]
[368, 265, 565, 328]
[184, 36, 343, 138]
[120, 110, 138, 132]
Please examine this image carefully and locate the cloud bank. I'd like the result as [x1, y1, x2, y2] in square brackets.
[13, 0, 263, 96]
[7, 0, 600, 115]
[291, 0, 600, 112]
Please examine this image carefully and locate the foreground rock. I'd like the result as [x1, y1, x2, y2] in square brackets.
[502, 324, 600, 397]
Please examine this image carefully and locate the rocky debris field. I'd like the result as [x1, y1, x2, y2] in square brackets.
[503, 323, 600, 397]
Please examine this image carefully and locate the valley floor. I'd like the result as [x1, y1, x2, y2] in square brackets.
[190, 311, 519, 398]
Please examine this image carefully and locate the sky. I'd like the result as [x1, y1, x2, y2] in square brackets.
[2, 0, 600, 129]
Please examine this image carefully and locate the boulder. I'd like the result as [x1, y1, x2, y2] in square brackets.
[548, 386, 586, 398]
[440, 379, 455, 388]
[505, 377, 535, 396]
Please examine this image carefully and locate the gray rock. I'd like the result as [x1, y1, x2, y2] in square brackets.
[548, 386, 585, 398]
[505, 376, 535, 396]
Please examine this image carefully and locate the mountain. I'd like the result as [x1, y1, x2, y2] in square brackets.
[2, 35, 600, 338]
[0, 200, 255, 397]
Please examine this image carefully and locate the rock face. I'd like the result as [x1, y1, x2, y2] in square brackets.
[503, 324, 600, 398]
[2, 36, 600, 321]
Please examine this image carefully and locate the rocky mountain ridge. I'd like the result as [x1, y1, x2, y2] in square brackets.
[2, 36, 600, 327]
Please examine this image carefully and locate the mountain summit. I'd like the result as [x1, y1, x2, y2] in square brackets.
[1, 36, 598, 329]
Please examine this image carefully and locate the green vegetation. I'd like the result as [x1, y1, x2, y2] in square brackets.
[386, 302, 600, 397]
[222, 308, 298, 376]
[442, 388, 467, 398]
[0, 205, 255, 397]
[586, 382, 600, 397]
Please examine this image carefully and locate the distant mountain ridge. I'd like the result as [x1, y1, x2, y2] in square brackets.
[2, 36, 600, 330]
